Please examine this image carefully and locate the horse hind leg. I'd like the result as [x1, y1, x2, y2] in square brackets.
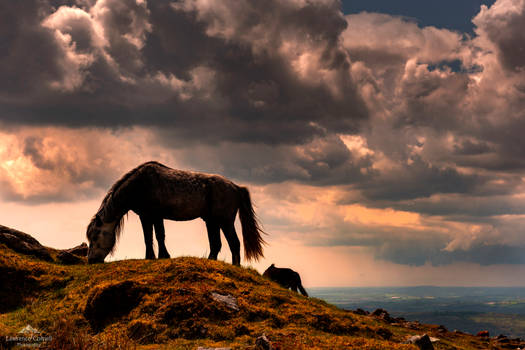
[140, 216, 156, 260]
[220, 221, 241, 266]
[206, 220, 221, 260]
[154, 219, 170, 259]
[295, 273, 308, 297]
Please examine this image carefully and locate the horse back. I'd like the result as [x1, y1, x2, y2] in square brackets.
[135, 164, 240, 221]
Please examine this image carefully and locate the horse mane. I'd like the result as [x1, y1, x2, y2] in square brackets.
[90, 162, 163, 247]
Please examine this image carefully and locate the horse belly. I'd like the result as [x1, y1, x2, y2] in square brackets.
[162, 194, 207, 221]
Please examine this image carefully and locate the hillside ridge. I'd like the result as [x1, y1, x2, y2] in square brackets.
[0, 225, 521, 349]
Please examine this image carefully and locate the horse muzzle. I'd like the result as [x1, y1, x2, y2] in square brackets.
[87, 255, 105, 264]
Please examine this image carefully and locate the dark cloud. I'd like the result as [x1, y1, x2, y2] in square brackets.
[0, 0, 368, 145]
[166, 135, 374, 186]
[357, 156, 482, 201]
[377, 242, 525, 266]
[473, 0, 525, 72]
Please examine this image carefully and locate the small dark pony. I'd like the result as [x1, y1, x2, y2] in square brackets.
[86, 161, 266, 265]
[263, 264, 308, 296]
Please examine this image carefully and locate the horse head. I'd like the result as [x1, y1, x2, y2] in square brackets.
[86, 214, 117, 264]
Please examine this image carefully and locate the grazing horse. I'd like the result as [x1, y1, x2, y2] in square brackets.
[86, 161, 265, 265]
[263, 264, 308, 296]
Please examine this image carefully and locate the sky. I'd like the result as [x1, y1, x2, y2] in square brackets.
[1, 0, 525, 287]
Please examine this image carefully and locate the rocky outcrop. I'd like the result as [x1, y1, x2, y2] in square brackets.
[0, 225, 52, 261]
[57, 242, 88, 264]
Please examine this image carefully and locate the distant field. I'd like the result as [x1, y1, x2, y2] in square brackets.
[309, 286, 525, 338]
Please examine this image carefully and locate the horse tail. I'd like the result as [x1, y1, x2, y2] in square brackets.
[237, 186, 266, 261]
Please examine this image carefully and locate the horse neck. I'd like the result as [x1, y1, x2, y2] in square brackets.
[100, 191, 129, 224]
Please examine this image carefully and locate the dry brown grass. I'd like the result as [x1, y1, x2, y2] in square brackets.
[0, 243, 502, 349]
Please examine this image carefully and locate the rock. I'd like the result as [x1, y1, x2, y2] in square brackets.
[477, 330, 490, 337]
[197, 348, 232, 350]
[255, 334, 272, 350]
[57, 250, 84, 265]
[210, 292, 239, 311]
[63, 242, 88, 257]
[406, 334, 434, 350]
[371, 308, 394, 323]
[0, 225, 52, 261]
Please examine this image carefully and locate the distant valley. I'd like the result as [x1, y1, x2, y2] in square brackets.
[309, 286, 525, 338]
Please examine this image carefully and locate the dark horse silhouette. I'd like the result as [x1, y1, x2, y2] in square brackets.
[263, 264, 308, 296]
[86, 161, 265, 265]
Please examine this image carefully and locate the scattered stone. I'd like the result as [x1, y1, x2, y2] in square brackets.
[210, 292, 239, 311]
[57, 250, 84, 265]
[0, 225, 52, 261]
[406, 334, 434, 350]
[477, 330, 490, 337]
[255, 334, 272, 350]
[197, 348, 232, 350]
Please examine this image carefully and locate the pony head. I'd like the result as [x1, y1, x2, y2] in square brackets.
[86, 214, 117, 263]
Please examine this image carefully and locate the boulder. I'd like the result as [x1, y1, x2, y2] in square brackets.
[0, 225, 52, 261]
[406, 334, 434, 350]
[210, 292, 239, 311]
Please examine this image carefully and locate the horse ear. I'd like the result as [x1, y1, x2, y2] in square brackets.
[95, 214, 103, 226]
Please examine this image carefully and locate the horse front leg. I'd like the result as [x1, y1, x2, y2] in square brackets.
[140, 215, 156, 259]
[154, 218, 171, 259]
[205, 220, 221, 260]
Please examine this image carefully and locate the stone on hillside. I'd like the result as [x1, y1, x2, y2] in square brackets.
[406, 334, 434, 350]
[0, 225, 52, 261]
[255, 334, 272, 350]
[211, 292, 239, 311]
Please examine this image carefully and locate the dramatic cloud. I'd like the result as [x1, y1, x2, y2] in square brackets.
[0, 0, 367, 144]
[1, 0, 525, 274]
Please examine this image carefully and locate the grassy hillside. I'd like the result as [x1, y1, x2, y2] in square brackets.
[0, 238, 519, 349]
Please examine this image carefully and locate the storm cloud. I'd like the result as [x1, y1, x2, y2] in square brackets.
[1, 0, 525, 269]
